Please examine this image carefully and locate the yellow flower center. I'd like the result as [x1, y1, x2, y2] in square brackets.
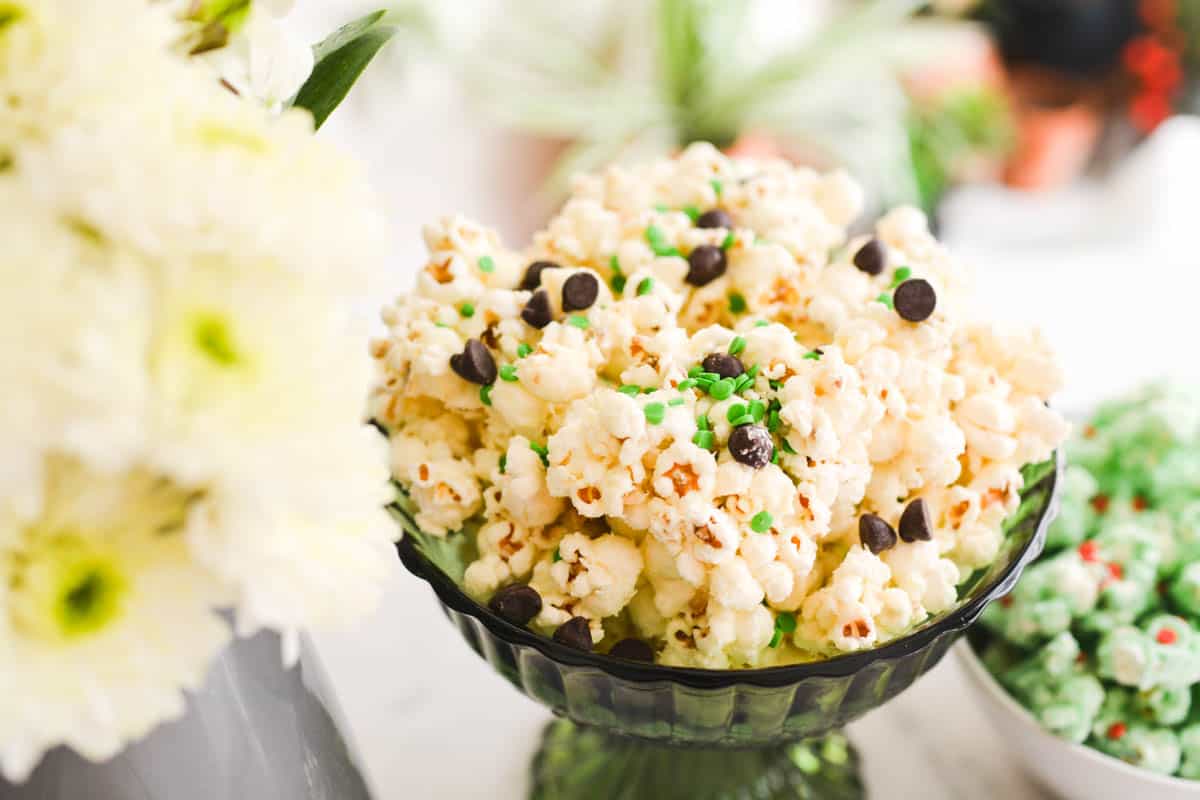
[9, 536, 128, 642]
[0, 3, 24, 31]
[192, 312, 240, 366]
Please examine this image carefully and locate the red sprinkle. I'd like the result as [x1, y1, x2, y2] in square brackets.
[1083, 424, 1097, 439]
[1078, 541, 1100, 563]
[1107, 722, 1128, 741]
[1090, 495, 1110, 513]
[1157, 628, 1178, 645]
[1108, 563, 1124, 581]
[1132, 496, 1149, 512]
[1000, 595, 1014, 608]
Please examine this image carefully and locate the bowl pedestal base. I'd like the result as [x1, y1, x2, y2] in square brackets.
[529, 720, 863, 800]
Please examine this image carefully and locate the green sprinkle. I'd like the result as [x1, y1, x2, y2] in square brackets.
[771, 448, 780, 464]
[890, 266, 912, 288]
[728, 336, 747, 355]
[726, 404, 748, 424]
[644, 402, 666, 425]
[748, 400, 766, 422]
[480, 384, 493, 406]
[767, 398, 781, 412]
[568, 315, 590, 329]
[721, 231, 735, 250]
[767, 410, 781, 432]
[610, 254, 623, 274]
[645, 225, 680, 257]
[734, 374, 754, 393]
[769, 379, 783, 391]
[669, 397, 686, 407]
[618, 385, 641, 397]
[780, 438, 797, 455]
[682, 204, 700, 223]
[728, 292, 747, 314]
[688, 365, 703, 378]
[478, 255, 495, 273]
[654, 203, 670, 213]
[696, 376, 715, 389]
[746, 364, 760, 379]
[754, 319, 769, 327]
[700, 372, 721, 382]
[499, 364, 519, 382]
[434, 321, 449, 328]
[552, 547, 562, 562]
[498, 453, 507, 473]
[642, 386, 656, 394]
[459, 302, 475, 318]
[529, 441, 549, 466]
[611, 274, 627, 294]
[677, 378, 698, 391]
[751, 511, 773, 533]
[517, 343, 533, 358]
[776, 611, 797, 634]
[731, 414, 755, 426]
[692, 430, 715, 450]
[769, 629, 783, 648]
[696, 415, 710, 430]
[803, 349, 822, 361]
[710, 178, 723, 197]
[636, 277, 655, 296]
[709, 378, 735, 401]
[875, 292, 894, 310]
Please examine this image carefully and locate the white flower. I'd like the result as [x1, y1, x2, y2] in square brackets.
[199, 3, 314, 112]
[0, 457, 229, 783]
[0, 0, 393, 777]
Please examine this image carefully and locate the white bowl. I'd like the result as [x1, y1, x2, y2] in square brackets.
[957, 640, 1200, 800]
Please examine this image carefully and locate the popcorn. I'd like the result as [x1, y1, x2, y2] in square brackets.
[377, 144, 1066, 666]
[978, 383, 1200, 779]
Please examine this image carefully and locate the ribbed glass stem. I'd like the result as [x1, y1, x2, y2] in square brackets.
[530, 720, 863, 800]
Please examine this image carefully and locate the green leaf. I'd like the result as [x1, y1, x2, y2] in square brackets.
[292, 10, 396, 129]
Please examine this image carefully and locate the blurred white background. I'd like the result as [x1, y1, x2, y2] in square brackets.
[290, 3, 1200, 796]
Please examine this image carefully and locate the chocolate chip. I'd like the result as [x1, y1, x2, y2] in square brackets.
[521, 289, 553, 329]
[609, 638, 654, 662]
[728, 424, 773, 469]
[520, 260, 558, 291]
[702, 352, 744, 379]
[488, 584, 542, 626]
[696, 209, 734, 230]
[853, 238, 886, 275]
[553, 616, 593, 651]
[859, 513, 897, 554]
[561, 272, 599, 312]
[686, 245, 727, 286]
[899, 498, 932, 543]
[893, 279, 936, 322]
[449, 339, 497, 385]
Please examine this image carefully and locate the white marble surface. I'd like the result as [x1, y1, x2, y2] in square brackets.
[293, 9, 1200, 793]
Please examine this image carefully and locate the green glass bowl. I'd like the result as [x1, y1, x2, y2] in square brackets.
[394, 453, 1062, 799]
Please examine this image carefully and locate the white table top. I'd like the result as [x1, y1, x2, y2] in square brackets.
[298, 23, 1200, 794]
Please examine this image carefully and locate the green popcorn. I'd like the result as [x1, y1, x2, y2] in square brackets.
[1046, 465, 1098, 549]
[1180, 724, 1200, 780]
[1132, 684, 1193, 727]
[1077, 559, 1159, 636]
[1170, 562, 1200, 619]
[1091, 723, 1183, 776]
[1168, 501, 1200, 575]
[1001, 633, 1084, 703]
[1020, 672, 1105, 744]
[1098, 616, 1200, 691]
[983, 551, 1100, 647]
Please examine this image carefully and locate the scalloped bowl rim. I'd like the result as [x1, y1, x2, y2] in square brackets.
[396, 451, 1061, 690]
[957, 639, 1200, 794]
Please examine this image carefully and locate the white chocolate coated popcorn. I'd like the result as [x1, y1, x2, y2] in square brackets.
[374, 144, 1067, 664]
